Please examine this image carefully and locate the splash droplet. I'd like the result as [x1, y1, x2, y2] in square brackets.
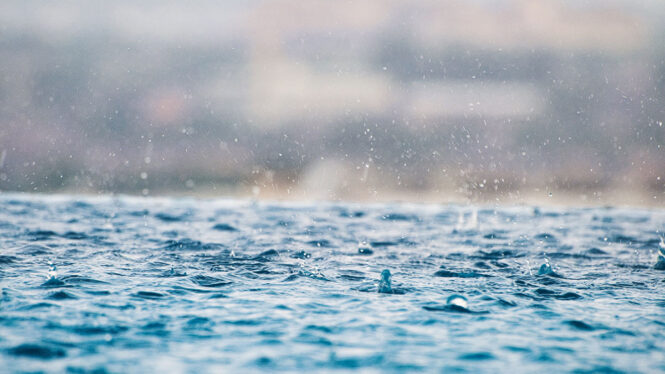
[378, 269, 392, 294]
[446, 295, 468, 309]
[655, 237, 665, 270]
[537, 262, 554, 276]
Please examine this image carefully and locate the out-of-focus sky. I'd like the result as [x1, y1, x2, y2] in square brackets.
[0, 0, 664, 205]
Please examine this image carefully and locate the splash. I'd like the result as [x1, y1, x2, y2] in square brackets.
[655, 237, 665, 270]
[446, 294, 469, 309]
[378, 269, 392, 294]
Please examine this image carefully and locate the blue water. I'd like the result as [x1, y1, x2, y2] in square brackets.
[1, 194, 664, 373]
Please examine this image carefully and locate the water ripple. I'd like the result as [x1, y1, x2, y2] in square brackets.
[0, 195, 664, 372]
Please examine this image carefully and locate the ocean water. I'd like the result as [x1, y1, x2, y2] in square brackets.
[1, 194, 664, 373]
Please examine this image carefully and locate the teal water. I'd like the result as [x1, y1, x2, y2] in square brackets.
[0, 194, 664, 373]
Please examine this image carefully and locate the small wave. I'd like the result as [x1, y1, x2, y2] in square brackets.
[555, 292, 582, 300]
[434, 269, 489, 278]
[380, 213, 419, 222]
[338, 210, 365, 218]
[162, 239, 222, 251]
[18, 244, 53, 255]
[474, 249, 524, 259]
[603, 234, 638, 244]
[483, 232, 507, 240]
[0, 255, 17, 264]
[459, 352, 495, 361]
[61, 231, 90, 240]
[534, 233, 558, 243]
[155, 213, 187, 222]
[71, 324, 129, 336]
[337, 271, 366, 281]
[134, 291, 167, 299]
[160, 267, 188, 277]
[60, 275, 108, 284]
[25, 229, 58, 241]
[140, 321, 170, 337]
[295, 266, 330, 281]
[7, 344, 66, 359]
[307, 239, 332, 248]
[47, 291, 78, 300]
[290, 250, 311, 259]
[40, 277, 68, 288]
[565, 320, 596, 331]
[18, 302, 59, 310]
[212, 223, 238, 231]
[190, 275, 232, 288]
[253, 249, 281, 261]
[422, 304, 487, 314]
[496, 298, 518, 307]
[369, 241, 398, 247]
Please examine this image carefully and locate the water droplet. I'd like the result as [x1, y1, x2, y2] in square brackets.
[537, 262, 553, 275]
[446, 295, 468, 309]
[656, 237, 665, 270]
[378, 269, 392, 293]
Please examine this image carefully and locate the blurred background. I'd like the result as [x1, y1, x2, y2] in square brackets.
[0, 0, 664, 205]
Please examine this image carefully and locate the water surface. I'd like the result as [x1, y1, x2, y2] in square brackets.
[1, 194, 664, 373]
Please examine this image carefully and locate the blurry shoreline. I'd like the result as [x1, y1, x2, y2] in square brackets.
[3, 183, 663, 209]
